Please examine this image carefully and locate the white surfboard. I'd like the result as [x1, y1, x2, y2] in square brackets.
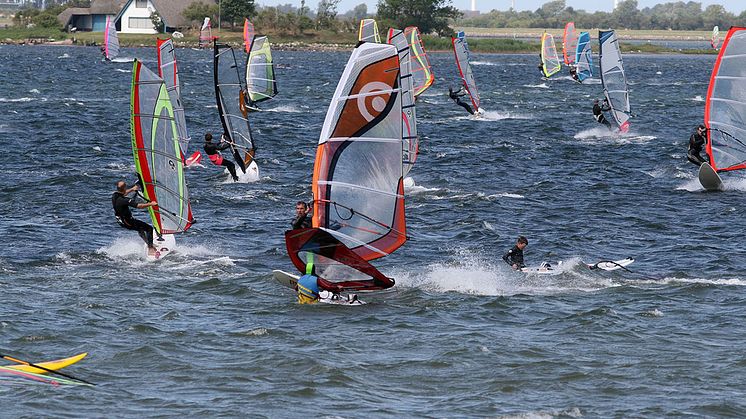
[521, 257, 635, 275]
[521, 262, 559, 275]
[698, 162, 724, 191]
[225, 160, 260, 183]
[146, 231, 176, 261]
[590, 257, 634, 271]
[272, 270, 365, 305]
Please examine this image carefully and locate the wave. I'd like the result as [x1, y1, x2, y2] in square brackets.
[0, 97, 33, 102]
[522, 83, 550, 89]
[470, 60, 496, 66]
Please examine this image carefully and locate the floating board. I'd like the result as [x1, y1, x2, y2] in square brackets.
[272, 270, 366, 305]
[521, 262, 561, 275]
[590, 257, 634, 271]
[698, 162, 724, 191]
[146, 231, 176, 261]
[3, 352, 87, 374]
[521, 257, 635, 275]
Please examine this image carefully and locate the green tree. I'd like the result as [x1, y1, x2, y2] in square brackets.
[376, 0, 461, 36]
[150, 11, 165, 32]
[351, 3, 367, 21]
[221, 0, 256, 27]
[183, 1, 219, 28]
[316, 0, 340, 30]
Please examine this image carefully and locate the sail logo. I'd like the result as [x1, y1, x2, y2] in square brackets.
[357, 81, 391, 122]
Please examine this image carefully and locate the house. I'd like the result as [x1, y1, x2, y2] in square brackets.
[57, 0, 128, 32]
[57, 0, 196, 33]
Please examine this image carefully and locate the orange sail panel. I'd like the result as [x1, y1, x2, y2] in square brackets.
[563, 22, 578, 65]
[312, 42, 406, 261]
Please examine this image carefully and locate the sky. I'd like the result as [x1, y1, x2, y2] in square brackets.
[254, 0, 746, 15]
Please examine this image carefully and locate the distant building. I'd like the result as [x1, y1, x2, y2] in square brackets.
[57, 0, 128, 32]
[57, 0, 193, 33]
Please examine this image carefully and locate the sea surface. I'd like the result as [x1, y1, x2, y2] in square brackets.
[1, 44, 745, 417]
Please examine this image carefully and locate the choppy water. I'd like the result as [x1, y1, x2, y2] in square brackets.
[1, 44, 745, 417]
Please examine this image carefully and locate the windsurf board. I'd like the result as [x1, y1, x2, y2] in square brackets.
[698, 162, 724, 191]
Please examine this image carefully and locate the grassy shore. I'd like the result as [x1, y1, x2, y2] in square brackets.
[0, 26, 717, 54]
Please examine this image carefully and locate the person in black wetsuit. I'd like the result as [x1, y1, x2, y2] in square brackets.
[593, 98, 612, 130]
[687, 124, 709, 167]
[112, 180, 159, 255]
[502, 236, 528, 270]
[538, 53, 544, 75]
[203, 133, 239, 181]
[448, 86, 474, 115]
[291, 201, 312, 230]
[569, 66, 579, 82]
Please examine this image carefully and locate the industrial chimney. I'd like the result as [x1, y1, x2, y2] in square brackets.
[471, 0, 476, 12]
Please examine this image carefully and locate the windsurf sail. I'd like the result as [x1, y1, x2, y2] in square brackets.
[711, 26, 720, 50]
[452, 32, 480, 112]
[130, 60, 193, 235]
[285, 228, 395, 291]
[599, 30, 631, 132]
[245, 36, 278, 105]
[704, 27, 746, 172]
[156, 38, 190, 157]
[541, 32, 561, 78]
[103, 15, 119, 60]
[387, 28, 418, 176]
[199, 17, 214, 48]
[358, 18, 381, 43]
[404, 26, 434, 97]
[214, 41, 256, 173]
[312, 42, 405, 262]
[243, 18, 255, 53]
[575, 31, 593, 82]
[563, 22, 578, 65]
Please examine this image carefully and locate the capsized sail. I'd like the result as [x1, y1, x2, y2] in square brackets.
[103, 16, 119, 60]
[245, 36, 278, 105]
[711, 26, 720, 50]
[199, 17, 214, 48]
[214, 41, 256, 173]
[599, 30, 631, 132]
[704, 27, 746, 172]
[312, 42, 406, 262]
[131, 60, 193, 235]
[575, 31, 593, 82]
[156, 38, 190, 157]
[243, 18, 255, 53]
[563, 22, 578, 65]
[541, 32, 561, 78]
[404, 26, 434, 97]
[358, 18, 381, 43]
[452, 32, 480, 112]
[387, 28, 418, 176]
[285, 228, 395, 292]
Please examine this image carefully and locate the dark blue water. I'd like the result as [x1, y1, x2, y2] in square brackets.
[2, 44, 745, 417]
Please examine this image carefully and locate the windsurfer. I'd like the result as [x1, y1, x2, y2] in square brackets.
[502, 236, 528, 270]
[112, 180, 159, 255]
[569, 66, 579, 82]
[687, 124, 709, 167]
[593, 98, 612, 130]
[292, 201, 312, 230]
[297, 263, 321, 304]
[537, 53, 544, 75]
[203, 133, 239, 181]
[448, 86, 474, 115]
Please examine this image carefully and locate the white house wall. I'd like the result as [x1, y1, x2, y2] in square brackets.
[119, 0, 157, 34]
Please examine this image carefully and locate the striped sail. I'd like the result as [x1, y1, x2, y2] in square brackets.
[358, 18, 381, 43]
[575, 31, 593, 82]
[599, 30, 631, 132]
[312, 42, 405, 262]
[711, 26, 720, 50]
[452, 32, 480, 111]
[404, 26, 434, 97]
[199, 17, 213, 48]
[103, 16, 119, 60]
[243, 18, 255, 53]
[245, 36, 278, 104]
[705, 27, 746, 172]
[387, 28, 418, 176]
[563, 22, 578, 65]
[541, 32, 561, 77]
[130, 60, 193, 235]
[156, 38, 190, 156]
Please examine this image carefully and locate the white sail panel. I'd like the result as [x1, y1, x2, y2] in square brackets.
[599, 30, 631, 132]
[104, 16, 119, 60]
[541, 32, 561, 77]
[157, 38, 190, 156]
[245, 36, 278, 104]
[452, 32, 480, 111]
[387, 28, 418, 176]
[358, 19, 381, 43]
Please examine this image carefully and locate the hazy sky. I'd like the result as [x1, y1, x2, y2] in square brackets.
[255, 0, 746, 15]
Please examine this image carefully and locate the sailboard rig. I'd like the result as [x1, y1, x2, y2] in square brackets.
[540, 32, 561, 78]
[599, 30, 631, 133]
[103, 15, 119, 61]
[387, 28, 418, 176]
[156, 38, 199, 167]
[358, 18, 381, 43]
[563, 22, 578, 66]
[404, 26, 434, 97]
[702, 27, 746, 186]
[214, 41, 257, 175]
[243, 18, 255, 53]
[711, 26, 720, 50]
[131, 59, 194, 256]
[452, 31, 481, 114]
[575, 31, 593, 82]
[284, 42, 405, 293]
[245, 36, 278, 110]
[199, 17, 215, 48]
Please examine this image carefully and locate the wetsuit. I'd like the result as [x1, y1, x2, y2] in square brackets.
[297, 274, 320, 304]
[291, 214, 312, 230]
[502, 245, 525, 269]
[112, 192, 154, 248]
[449, 88, 474, 115]
[593, 102, 612, 129]
[204, 141, 239, 181]
[569, 67, 579, 82]
[687, 130, 708, 166]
